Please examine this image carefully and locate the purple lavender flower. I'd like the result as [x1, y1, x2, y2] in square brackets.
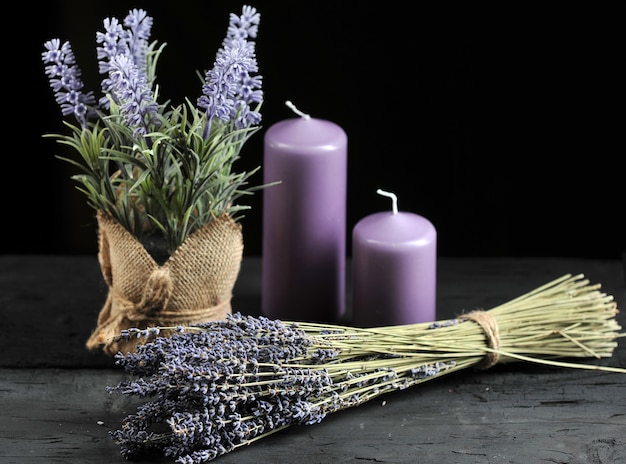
[107, 53, 160, 136]
[225, 5, 260, 43]
[108, 314, 332, 462]
[106, 312, 462, 463]
[95, 16, 126, 109]
[96, 9, 154, 112]
[197, 5, 263, 139]
[93, 9, 160, 136]
[121, 9, 153, 79]
[41, 39, 97, 128]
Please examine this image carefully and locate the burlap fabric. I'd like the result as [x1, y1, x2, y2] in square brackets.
[86, 210, 243, 355]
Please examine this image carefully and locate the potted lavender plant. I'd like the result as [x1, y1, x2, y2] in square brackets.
[42, 5, 265, 355]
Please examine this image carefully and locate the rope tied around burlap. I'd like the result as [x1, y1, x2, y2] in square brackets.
[86, 210, 243, 355]
[107, 266, 231, 321]
[459, 310, 501, 369]
[121, 267, 174, 320]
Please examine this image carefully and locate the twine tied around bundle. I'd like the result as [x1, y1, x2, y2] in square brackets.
[86, 210, 244, 355]
[459, 310, 501, 369]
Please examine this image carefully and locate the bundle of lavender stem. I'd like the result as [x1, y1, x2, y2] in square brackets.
[107, 273, 626, 464]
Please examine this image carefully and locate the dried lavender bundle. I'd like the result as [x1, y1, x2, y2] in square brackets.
[107, 274, 626, 463]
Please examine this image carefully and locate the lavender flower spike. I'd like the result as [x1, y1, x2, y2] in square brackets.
[96, 9, 154, 110]
[42, 39, 97, 128]
[197, 5, 263, 139]
[95, 16, 126, 110]
[107, 53, 160, 136]
[121, 9, 154, 80]
[225, 4, 261, 44]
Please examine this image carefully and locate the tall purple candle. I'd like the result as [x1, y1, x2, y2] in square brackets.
[352, 189, 436, 327]
[262, 102, 347, 322]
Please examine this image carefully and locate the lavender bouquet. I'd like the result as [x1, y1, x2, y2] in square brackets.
[107, 274, 626, 463]
[42, 6, 265, 255]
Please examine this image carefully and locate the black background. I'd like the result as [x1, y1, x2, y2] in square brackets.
[6, 1, 624, 259]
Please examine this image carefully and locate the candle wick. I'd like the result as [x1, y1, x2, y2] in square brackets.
[285, 100, 311, 119]
[377, 189, 398, 214]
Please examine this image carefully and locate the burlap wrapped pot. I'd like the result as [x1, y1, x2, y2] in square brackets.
[86, 210, 243, 355]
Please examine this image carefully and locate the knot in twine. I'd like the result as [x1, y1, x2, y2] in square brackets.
[109, 265, 231, 323]
[459, 310, 501, 369]
[115, 267, 173, 320]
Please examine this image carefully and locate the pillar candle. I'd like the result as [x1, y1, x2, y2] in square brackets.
[262, 101, 347, 322]
[352, 189, 436, 327]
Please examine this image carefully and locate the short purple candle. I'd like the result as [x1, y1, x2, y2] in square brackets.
[352, 189, 436, 327]
[262, 102, 347, 322]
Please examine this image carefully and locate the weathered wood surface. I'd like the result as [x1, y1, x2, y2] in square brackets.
[1, 255, 625, 463]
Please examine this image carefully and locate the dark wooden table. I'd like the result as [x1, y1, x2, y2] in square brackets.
[1, 255, 625, 464]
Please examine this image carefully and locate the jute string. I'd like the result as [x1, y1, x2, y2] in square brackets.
[459, 310, 501, 369]
[86, 210, 243, 355]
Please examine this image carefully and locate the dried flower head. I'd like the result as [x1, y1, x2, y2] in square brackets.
[42, 6, 266, 254]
